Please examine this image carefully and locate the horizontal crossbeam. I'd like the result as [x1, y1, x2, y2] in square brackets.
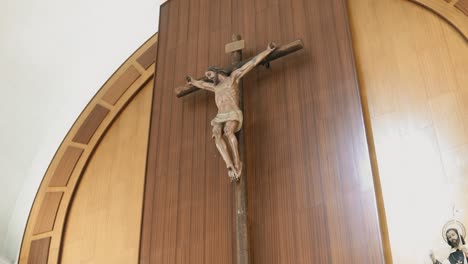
[174, 39, 304, 98]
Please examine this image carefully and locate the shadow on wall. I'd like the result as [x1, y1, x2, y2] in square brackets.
[0, 256, 11, 264]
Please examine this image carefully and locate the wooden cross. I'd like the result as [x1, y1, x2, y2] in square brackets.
[175, 35, 303, 264]
[228, 34, 250, 264]
[174, 38, 304, 98]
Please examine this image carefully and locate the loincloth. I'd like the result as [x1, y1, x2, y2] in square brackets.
[211, 110, 243, 132]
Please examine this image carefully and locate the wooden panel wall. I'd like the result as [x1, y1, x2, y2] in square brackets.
[405, 0, 468, 39]
[458, 0, 468, 15]
[349, 0, 468, 263]
[141, 0, 385, 263]
[19, 34, 157, 264]
[60, 81, 153, 264]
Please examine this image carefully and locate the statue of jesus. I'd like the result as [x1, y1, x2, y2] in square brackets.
[186, 42, 277, 181]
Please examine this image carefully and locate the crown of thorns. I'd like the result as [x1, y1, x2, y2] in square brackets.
[207, 66, 231, 75]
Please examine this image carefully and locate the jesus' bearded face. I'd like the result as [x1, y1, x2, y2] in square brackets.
[447, 230, 461, 248]
[205, 70, 216, 80]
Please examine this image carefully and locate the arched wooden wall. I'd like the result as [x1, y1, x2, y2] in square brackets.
[140, 0, 386, 263]
[406, 0, 468, 39]
[349, 0, 468, 263]
[60, 81, 153, 263]
[19, 35, 157, 264]
[18, 1, 468, 263]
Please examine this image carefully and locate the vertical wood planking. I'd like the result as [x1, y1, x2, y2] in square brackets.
[139, 7, 169, 264]
[142, 0, 385, 263]
[190, 0, 209, 262]
[155, 0, 182, 262]
[175, 0, 194, 262]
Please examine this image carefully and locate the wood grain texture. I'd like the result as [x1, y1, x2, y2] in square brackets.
[48, 147, 83, 187]
[348, 0, 468, 262]
[137, 42, 158, 69]
[72, 104, 110, 144]
[456, 0, 468, 15]
[33, 192, 63, 235]
[141, 0, 385, 263]
[19, 34, 158, 264]
[28, 237, 51, 264]
[60, 81, 153, 264]
[102, 65, 141, 105]
[406, 0, 468, 39]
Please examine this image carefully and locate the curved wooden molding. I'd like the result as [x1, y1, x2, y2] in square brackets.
[19, 34, 158, 264]
[407, 0, 468, 39]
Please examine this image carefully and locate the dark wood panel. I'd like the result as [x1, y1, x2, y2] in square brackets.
[28, 237, 51, 264]
[102, 66, 141, 105]
[139, 4, 170, 264]
[142, 0, 385, 263]
[49, 146, 83, 187]
[33, 192, 63, 235]
[72, 104, 109, 144]
[456, 0, 468, 16]
[137, 43, 158, 69]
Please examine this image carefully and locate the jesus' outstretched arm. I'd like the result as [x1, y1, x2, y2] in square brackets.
[186, 76, 215, 92]
[232, 42, 277, 81]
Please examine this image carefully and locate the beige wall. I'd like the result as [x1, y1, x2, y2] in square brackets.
[349, 0, 468, 263]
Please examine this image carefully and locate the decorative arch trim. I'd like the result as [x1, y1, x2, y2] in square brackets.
[19, 34, 158, 264]
[407, 0, 468, 39]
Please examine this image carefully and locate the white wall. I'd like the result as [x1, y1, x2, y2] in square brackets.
[0, 257, 11, 264]
[0, 0, 163, 262]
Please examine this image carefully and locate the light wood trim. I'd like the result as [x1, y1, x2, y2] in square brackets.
[19, 34, 158, 264]
[102, 65, 142, 105]
[60, 81, 153, 264]
[136, 42, 158, 69]
[31, 232, 53, 240]
[68, 142, 87, 149]
[349, 0, 468, 262]
[46, 187, 67, 193]
[407, 0, 468, 39]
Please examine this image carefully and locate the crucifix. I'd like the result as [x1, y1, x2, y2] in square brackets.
[174, 35, 303, 264]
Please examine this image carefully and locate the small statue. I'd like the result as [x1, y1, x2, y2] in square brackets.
[186, 42, 277, 181]
[430, 221, 468, 264]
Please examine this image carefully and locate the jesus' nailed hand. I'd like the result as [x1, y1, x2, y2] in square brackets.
[186, 42, 277, 181]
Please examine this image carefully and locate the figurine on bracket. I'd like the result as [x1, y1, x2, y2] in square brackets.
[186, 42, 277, 181]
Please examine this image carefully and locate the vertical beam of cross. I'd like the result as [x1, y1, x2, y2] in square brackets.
[226, 34, 250, 264]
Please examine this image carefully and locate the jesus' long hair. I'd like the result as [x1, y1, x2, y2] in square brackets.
[446, 228, 466, 248]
